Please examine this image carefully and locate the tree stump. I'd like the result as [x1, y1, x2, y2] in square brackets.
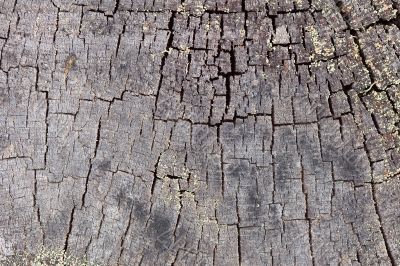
[0, 0, 399, 265]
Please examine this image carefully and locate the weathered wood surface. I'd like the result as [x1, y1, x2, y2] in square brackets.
[0, 0, 399, 265]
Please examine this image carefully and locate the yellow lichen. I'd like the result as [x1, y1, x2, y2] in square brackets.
[2, 248, 98, 266]
[306, 25, 335, 58]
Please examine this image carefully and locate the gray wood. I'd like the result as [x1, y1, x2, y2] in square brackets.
[0, 0, 399, 265]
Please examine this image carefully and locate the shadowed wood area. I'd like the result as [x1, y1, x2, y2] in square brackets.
[0, 0, 399, 265]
